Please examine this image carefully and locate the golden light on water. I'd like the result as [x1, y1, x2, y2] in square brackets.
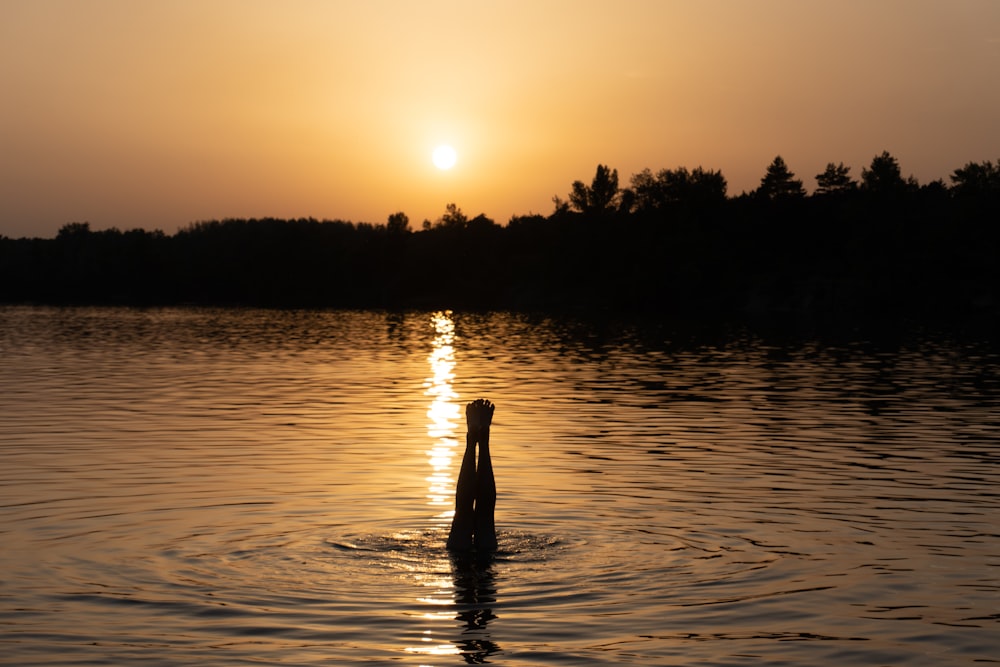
[404, 629, 461, 658]
[409, 311, 503, 663]
[424, 311, 460, 516]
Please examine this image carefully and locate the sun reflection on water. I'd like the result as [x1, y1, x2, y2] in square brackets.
[407, 312, 466, 661]
[409, 311, 501, 664]
[424, 311, 460, 517]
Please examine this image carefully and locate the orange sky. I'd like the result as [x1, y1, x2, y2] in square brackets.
[2, 0, 999, 238]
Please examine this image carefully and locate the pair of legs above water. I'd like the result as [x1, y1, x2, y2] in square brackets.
[447, 399, 498, 553]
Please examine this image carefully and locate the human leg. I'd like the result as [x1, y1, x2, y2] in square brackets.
[446, 429, 477, 551]
[474, 426, 498, 552]
[447, 399, 497, 553]
[471, 400, 498, 552]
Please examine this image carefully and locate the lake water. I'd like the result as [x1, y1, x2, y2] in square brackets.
[1, 306, 998, 666]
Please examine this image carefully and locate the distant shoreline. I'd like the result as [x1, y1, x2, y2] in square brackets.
[3, 159, 998, 327]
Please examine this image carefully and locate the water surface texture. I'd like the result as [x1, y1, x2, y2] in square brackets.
[1, 307, 998, 665]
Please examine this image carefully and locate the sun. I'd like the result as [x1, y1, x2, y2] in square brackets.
[432, 145, 457, 170]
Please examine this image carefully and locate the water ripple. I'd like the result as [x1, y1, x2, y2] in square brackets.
[0, 306, 998, 665]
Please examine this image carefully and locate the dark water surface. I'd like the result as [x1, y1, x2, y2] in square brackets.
[1, 307, 997, 666]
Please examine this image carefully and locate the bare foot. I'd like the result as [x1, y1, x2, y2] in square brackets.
[466, 398, 495, 437]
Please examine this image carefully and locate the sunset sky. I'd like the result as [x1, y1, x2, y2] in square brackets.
[2, 0, 999, 239]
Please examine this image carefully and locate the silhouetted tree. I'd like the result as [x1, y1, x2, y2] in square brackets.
[618, 187, 636, 214]
[551, 195, 571, 217]
[569, 164, 621, 215]
[57, 221, 92, 239]
[630, 169, 660, 211]
[631, 166, 727, 211]
[386, 211, 410, 234]
[5, 150, 1000, 319]
[950, 159, 1000, 196]
[467, 213, 499, 231]
[436, 203, 468, 229]
[756, 156, 805, 200]
[689, 167, 728, 204]
[508, 213, 548, 229]
[861, 151, 908, 194]
[815, 162, 856, 195]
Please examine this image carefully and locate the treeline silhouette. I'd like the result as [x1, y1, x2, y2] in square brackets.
[2, 152, 998, 321]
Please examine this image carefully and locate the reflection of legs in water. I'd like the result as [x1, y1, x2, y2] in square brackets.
[446, 399, 497, 553]
[451, 558, 500, 662]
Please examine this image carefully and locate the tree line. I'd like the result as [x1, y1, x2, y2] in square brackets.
[1, 151, 998, 321]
